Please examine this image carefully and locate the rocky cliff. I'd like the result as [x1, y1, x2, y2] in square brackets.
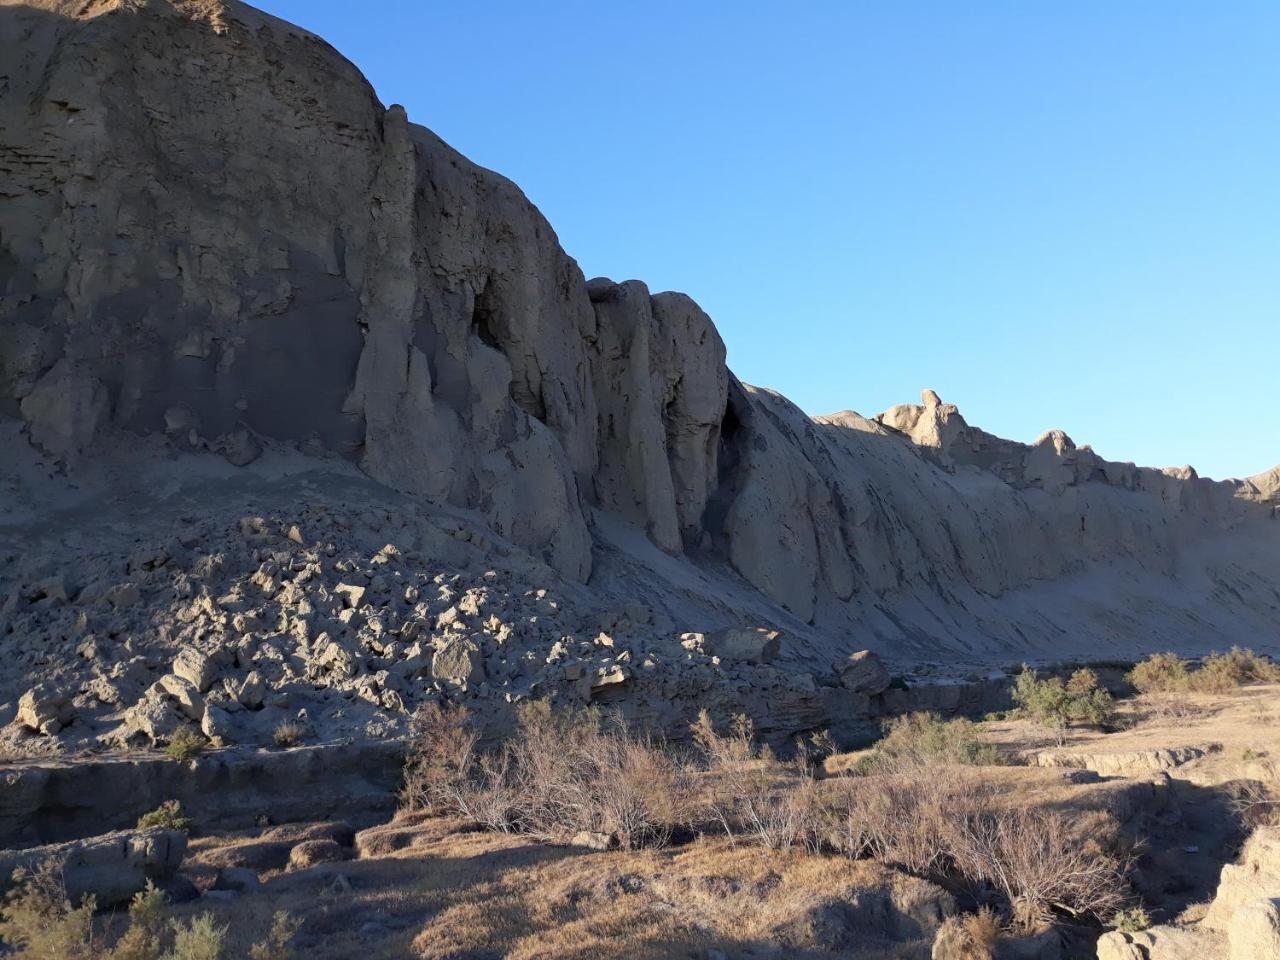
[2, 0, 1278, 682]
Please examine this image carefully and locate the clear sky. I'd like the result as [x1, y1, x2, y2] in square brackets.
[254, 1, 1279, 481]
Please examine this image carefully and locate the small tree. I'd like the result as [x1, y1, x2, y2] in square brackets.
[1012, 667, 1112, 745]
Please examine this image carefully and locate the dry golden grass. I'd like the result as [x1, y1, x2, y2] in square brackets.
[411, 833, 939, 960]
[175, 815, 947, 960]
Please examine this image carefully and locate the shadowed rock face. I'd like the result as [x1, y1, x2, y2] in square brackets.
[2, 0, 1277, 655]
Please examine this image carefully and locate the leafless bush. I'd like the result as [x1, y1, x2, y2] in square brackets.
[691, 711, 823, 850]
[401, 701, 693, 848]
[400, 702, 481, 814]
[950, 806, 1131, 930]
[1229, 777, 1280, 830]
[690, 709, 756, 767]
[272, 721, 304, 748]
[0, 861, 99, 960]
[823, 767, 989, 876]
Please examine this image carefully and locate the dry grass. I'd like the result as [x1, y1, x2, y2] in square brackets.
[272, 722, 304, 749]
[400, 702, 695, 849]
[409, 832, 939, 960]
[930, 907, 1001, 960]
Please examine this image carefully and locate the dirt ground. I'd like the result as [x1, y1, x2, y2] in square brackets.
[66, 683, 1280, 959]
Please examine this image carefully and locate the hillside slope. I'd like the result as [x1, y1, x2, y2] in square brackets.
[2, 0, 1277, 695]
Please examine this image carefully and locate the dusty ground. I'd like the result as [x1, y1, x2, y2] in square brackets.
[14, 682, 1277, 959]
[173, 818, 949, 960]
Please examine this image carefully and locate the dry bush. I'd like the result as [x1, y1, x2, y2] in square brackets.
[271, 721, 304, 748]
[0, 861, 99, 960]
[691, 711, 823, 851]
[823, 767, 989, 877]
[508, 704, 696, 848]
[401, 701, 694, 849]
[950, 806, 1130, 930]
[690, 710, 755, 767]
[247, 911, 301, 960]
[1229, 777, 1280, 830]
[167, 913, 228, 960]
[1141, 693, 1201, 722]
[400, 702, 480, 813]
[822, 766, 1130, 930]
[931, 907, 1001, 960]
[587, 731, 695, 849]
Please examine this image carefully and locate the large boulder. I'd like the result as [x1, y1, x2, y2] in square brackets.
[431, 638, 485, 686]
[704, 627, 782, 665]
[0, 828, 186, 907]
[839, 650, 891, 695]
[1229, 897, 1280, 960]
[172, 649, 217, 694]
[15, 684, 74, 735]
[1205, 826, 1280, 930]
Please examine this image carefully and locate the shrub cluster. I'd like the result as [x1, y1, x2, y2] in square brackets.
[163, 729, 206, 762]
[137, 800, 192, 834]
[401, 701, 694, 849]
[0, 866, 299, 960]
[855, 712, 1002, 772]
[401, 701, 1134, 931]
[1011, 667, 1113, 744]
[1128, 647, 1280, 695]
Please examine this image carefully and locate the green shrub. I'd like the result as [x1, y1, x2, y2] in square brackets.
[168, 913, 228, 960]
[1130, 648, 1279, 698]
[164, 729, 206, 762]
[1128, 652, 1190, 694]
[137, 800, 192, 834]
[1110, 905, 1152, 932]
[1012, 667, 1113, 744]
[107, 883, 167, 960]
[1197, 647, 1280, 688]
[865, 712, 1002, 769]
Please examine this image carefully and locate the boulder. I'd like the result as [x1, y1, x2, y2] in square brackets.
[236, 671, 266, 710]
[704, 627, 781, 665]
[1205, 826, 1280, 930]
[839, 650, 891, 695]
[568, 831, 616, 851]
[288, 839, 351, 870]
[1229, 897, 1280, 960]
[213, 866, 260, 893]
[1094, 928, 1213, 960]
[18, 359, 109, 460]
[431, 638, 485, 685]
[172, 649, 216, 693]
[0, 828, 186, 908]
[158, 674, 207, 721]
[16, 684, 74, 735]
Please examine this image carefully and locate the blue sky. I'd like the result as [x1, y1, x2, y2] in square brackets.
[256, 1, 1279, 480]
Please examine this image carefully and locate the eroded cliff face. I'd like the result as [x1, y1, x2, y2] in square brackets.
[1, 0, 596, 579]
[2, 0, 1277, 658]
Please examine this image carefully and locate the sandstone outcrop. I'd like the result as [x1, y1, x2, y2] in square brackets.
[1097, 826, 1280, 960]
